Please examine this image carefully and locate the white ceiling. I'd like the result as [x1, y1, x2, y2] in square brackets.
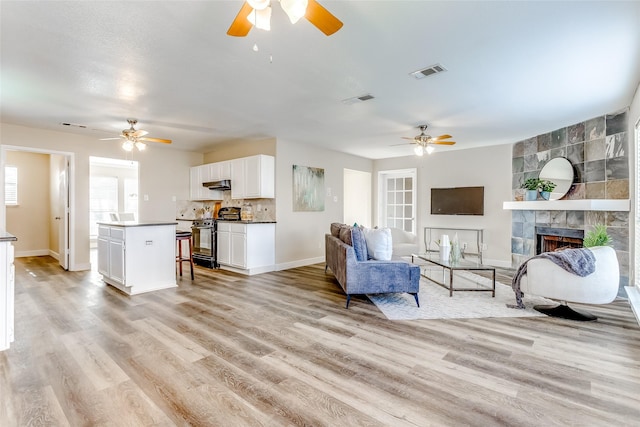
[2, 1, 639, 159]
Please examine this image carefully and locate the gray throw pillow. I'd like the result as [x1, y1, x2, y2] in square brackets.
[339, 225, 352, 246]
[351, 226, 368, 261]
[330, 222, 342, 237]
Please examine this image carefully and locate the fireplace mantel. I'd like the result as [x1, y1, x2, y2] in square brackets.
[503, 199, 630, 211]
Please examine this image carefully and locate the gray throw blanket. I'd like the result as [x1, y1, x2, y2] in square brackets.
[510, 248, 596, 309]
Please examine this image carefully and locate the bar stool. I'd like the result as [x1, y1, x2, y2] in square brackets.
[176, 231, 194, 280]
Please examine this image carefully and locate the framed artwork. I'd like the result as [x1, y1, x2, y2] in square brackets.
[292, 165, 325, 212]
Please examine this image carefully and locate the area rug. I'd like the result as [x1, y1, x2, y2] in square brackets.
[368, 269, 554, 320]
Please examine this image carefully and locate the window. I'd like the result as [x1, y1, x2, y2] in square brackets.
[378, 169, 417, 233]
[4, 165, 17, 205]
[89, 176, 118, 237]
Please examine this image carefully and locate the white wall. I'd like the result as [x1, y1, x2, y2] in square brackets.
[5, 151, 50, 256]
[374, 144, 513, 266]
[0, 123, 203, 270]
[344, 169, 372, 228]
[275, 140, 373, 269]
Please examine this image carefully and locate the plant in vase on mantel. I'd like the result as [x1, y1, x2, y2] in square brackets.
[539, 180, 557, 200]
[521, 178, 542, 201]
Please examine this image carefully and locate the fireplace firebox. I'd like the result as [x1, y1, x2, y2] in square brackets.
[535, 226, 584, 254]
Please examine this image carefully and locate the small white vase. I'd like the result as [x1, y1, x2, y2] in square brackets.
[440, 245, 450, 261]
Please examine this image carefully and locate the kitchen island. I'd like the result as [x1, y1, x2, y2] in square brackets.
[97, 221, 177, 295]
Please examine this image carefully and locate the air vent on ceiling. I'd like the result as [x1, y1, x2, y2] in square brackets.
[341, 93, 375, 105]
[409, 63, 447, 80]
[60, 122, 88, 129]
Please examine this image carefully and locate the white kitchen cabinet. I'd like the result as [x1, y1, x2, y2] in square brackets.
[97, 222, 178, 295]
[0, 233, 16, 352]
[208, 161, 231, 181]
[216, 221, 275, 275]
[230, 155, 275, 199]
[217, 227, 231, 266]
[190, 165, 223, 201]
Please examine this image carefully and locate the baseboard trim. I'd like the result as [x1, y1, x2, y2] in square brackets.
[276, 256, 325, 271]
[15, 249, 49, 257]
[625, 286, 640, 327]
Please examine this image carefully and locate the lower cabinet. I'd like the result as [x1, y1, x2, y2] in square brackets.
[217, 222, 275, 275]
[97, 223, 177, 295]
[0, 238, 16, 351]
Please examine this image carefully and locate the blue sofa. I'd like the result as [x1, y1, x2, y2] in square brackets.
[325, 223, 421, 308]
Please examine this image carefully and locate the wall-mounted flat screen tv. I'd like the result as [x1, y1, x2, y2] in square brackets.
[430, 186, 484, 216]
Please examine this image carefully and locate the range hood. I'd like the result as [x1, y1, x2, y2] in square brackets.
[202, 179, 231, 191]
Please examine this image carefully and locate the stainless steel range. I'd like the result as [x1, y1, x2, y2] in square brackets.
[191, 206, 241, 268]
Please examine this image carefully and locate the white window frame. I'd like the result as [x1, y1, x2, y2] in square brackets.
[4, 165, 18, 206]
[378, 168, 417, 233]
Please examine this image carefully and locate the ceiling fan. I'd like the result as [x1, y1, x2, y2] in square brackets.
[227, 0, 343, 37]
[397, 125, 456, 156]
[100, 119, 172, 151]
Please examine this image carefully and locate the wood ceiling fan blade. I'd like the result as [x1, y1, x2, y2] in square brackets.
[99, 137, 123, 141]
[401, 136, 416, 140]
[432, 141, 456, 145]
[140, 137, 172, 144]
[227, 2, 254, 37]
[305, 0, 343, 36]
[132, 129, 148, 138]
[432, 134, 452, 141]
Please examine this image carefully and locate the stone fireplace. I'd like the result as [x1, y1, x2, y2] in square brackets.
[509, 110, 630, 295]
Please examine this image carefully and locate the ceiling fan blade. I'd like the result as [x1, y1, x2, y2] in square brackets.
[400, 136, 416, 140]
[305, 0, 343, 36]
[432, 134, 453, 141]
[140, 137, 172, 144]
[390, 142, 415, 146]
[99, 137, 122, 141]
[227, 2, 254, 37]
[132, 129, 148, 138]
[432, 141, 456, 145]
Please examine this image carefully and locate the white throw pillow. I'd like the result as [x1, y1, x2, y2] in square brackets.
[363, 227, 393, 260]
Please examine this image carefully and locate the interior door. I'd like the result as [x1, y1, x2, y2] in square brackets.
[58, 157, 70, 270]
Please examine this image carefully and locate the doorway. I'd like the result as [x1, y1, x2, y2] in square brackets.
[343, 169, 371, 227]
[89, 156, 139, 246]
[1, 146, 73, 270]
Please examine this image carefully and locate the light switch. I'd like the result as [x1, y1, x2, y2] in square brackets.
[143, 194, 149, 201]
[333, 196, 338, 202]
[327, 187, 332, 196]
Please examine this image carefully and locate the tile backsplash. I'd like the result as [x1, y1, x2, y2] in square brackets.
[176, 197, 276, 221]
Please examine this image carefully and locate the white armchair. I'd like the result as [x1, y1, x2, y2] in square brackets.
[389, 228, 419, 257]
[519, 246, 619, 321]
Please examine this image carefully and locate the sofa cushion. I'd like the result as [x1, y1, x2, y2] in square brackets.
[351, 226, 368, 261]
[330, 222, 342, 237]
[363, 227, 392, 260]
[339, 225, 353, 246]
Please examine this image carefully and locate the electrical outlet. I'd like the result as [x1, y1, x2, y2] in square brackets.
[462, 242, 468, 250]
[482, 243, 488, 250]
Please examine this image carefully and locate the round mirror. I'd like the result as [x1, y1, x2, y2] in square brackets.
[538, 157, 574, 200]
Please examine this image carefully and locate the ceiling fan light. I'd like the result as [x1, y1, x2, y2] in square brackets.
[247, 6, 272, 30]
[414, 145, 424, 156]
[426, 145, 435, 154]
[135, 141, 146, 151]
[247, 0, 270, 10]
[280, 0, 308, 24]
[122, 140, 134, 152]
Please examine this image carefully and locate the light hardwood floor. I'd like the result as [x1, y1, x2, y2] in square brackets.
[1, 256, 640, 426]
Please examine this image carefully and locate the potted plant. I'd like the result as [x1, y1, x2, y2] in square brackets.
[521, 178, 541, 201]
[539, 180, 557, 200]
[583, 224, 612, 247]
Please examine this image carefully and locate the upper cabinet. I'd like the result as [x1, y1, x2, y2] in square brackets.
[231, 155, 274, 199]
[190, 155, 274, 201]
[189, 165, 223, 201]
[207, 161, 231, 181]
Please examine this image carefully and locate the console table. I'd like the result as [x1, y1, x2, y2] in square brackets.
[423, 227, 484, 263]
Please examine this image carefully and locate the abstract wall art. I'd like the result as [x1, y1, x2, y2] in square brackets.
[292, 165, 325, 212]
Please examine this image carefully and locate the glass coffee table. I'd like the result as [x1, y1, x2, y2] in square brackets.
[411, 252, 496, 297]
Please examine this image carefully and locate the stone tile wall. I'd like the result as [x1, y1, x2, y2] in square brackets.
[511, 110, 629, 294]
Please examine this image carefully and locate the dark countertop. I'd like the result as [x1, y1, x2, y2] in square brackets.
[0, 230, 17, 242]
[97, 221, 178, 227]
